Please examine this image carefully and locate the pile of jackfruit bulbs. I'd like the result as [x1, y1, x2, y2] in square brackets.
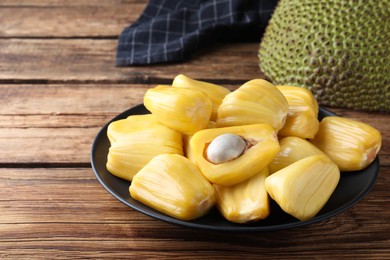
[106, 74, 382, 223]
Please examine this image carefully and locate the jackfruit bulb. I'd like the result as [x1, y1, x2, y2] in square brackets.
[258, 0, 389, 112]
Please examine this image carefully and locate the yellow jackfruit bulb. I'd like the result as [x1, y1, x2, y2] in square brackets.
[269, 136, 325, 174]
[214, 167, 270, 223]
[172, 74, 231, 121]
[129, 154, 216, 221]
[106, 118, 183, 181]
[190, 124, 279, 186]
[107, 114, 159, 145]
[144, 85, 212, 135]
[277, 86, 320, 139]
[265, 155, 340, 221]
[310, 116, 382, 171]
[217, 79, 288, 132]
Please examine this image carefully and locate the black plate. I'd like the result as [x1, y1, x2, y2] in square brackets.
[90, 104, 380, 232]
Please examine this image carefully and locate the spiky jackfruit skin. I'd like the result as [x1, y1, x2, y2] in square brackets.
[258, 0, 390, 112]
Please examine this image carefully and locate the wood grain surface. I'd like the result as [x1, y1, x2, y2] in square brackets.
[0, 1, 389, 259]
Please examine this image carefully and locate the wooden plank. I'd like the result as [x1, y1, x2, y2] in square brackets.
[0, 127, 98, 164]
[0, 84, 147, 115]
[0, 167, 389, 258]
[1, 234, 389, 259]
[0, 39, 263, 83]
[0, 168, 135, 223]
[0, 3, 144, 37]
[0, 114, 111, 128]
[1, 238, 388, 259]
[0, 84, 147, 129]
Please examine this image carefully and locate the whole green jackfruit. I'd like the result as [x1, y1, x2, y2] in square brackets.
[259, 0, 389, 112]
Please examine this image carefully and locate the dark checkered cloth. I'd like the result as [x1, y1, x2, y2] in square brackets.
[116, 0, 277, 66]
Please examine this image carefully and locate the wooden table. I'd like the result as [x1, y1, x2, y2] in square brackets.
[1, 1, 389, 258]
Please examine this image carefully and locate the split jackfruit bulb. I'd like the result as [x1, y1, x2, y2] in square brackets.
[269, 136, 325, 174]
[172, 74, 231, 121]
[189, 124, 279, 186]
[217, 79, 289, 132]
[310, 116, 382, 171]
[106, 115, 183, 181]
[144, 85, 212, 135]
[259, 0, 390, 112]
[265, 155, 340, 221]
[277, 86, 319, 139]
[129, 154, 216, 221]
[214, 167, 270, 223]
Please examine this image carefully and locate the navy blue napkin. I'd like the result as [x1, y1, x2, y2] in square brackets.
[116, 0, 277, 66]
